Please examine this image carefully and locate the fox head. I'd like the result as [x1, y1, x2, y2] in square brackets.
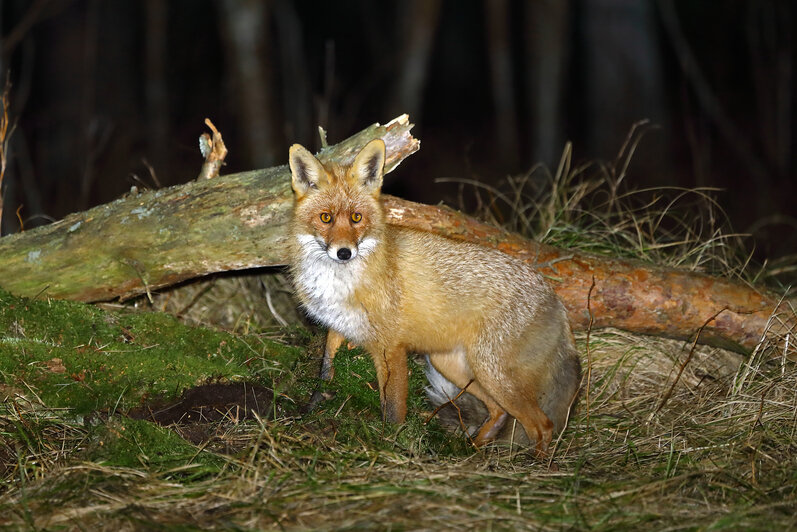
[289, 139, 386, 263]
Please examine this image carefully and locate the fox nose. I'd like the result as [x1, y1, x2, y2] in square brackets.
[337, 248, 352, 261]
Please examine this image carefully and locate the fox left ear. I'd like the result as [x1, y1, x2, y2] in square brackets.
[289, 144, 327, 199]
[351, 139, 385, 196]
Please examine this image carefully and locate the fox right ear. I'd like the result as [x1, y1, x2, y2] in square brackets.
[350, 139, 385, 196]
[289, 144, 326, 199]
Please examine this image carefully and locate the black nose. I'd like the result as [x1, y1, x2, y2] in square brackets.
[337, 248, 352, 261]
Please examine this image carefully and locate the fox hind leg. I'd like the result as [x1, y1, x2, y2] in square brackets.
[509, 399, 555, 455]
[428, 350, 511, 447]
[471, 362, 555, 455]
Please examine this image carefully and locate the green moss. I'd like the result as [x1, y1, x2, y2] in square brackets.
[0, 288, 119, 345]
[0, 288, 303, 416]
[86, 417, 224, 475]
[0, 287, 314, 490]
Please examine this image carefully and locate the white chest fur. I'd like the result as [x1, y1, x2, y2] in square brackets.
[293, 234, 377, 343]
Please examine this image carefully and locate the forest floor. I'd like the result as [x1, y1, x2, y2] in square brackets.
[3, 144, 797, 530]
[1, 281, 795, 531]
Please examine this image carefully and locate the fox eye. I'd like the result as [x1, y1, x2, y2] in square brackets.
[351, 212, 362, 223]
[320, 212, 332, 223]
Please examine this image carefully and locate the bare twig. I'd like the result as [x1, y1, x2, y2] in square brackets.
[197, 119, 228, 181]
[264, 283, 289, 327]
[585, 276, 595, 432]
[142, 158, 163, 189]
[425, 379, 477, 447]
[318, 126, 329, 148]
[749, 381, 777, 439]
[425, 379, 473, 423]
[15, 205, 23, 231]
[652, 307, 729, 417]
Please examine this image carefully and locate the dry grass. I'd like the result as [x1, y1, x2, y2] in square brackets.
[124, 270, 303, 334]
[2, 326, 796, 530]
[441, 121, 779, 287]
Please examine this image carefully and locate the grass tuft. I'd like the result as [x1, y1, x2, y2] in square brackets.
[441, 123, 788, 288]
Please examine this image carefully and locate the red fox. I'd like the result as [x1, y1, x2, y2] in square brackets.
[288, 139, 581, 452]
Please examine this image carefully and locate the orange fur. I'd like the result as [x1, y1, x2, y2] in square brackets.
[288, 140, 581, 453]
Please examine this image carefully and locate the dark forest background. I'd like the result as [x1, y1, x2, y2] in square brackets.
[0, 0, 794, 262]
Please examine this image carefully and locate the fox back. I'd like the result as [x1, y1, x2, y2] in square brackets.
[288, 139, 581, 453]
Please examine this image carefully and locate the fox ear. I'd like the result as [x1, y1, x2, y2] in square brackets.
[289, 144, 326, 199]
[351, 139, 385, 196]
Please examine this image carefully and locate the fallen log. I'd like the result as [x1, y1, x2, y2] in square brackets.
[0, 115, 791, 355]
[0, 115, 419, 301]
[380, 197, 793, 354]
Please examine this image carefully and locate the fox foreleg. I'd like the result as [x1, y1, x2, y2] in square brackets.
[372, 345, 409, 424]
[307, 329, 346, 411]
[320, 329, 345, 381]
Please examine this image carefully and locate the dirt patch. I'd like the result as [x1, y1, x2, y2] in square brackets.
[129, 382, 274, 445]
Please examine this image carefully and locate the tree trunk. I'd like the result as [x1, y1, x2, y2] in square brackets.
[219, 0, 280, 168]
[0, 114, 790, 355]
